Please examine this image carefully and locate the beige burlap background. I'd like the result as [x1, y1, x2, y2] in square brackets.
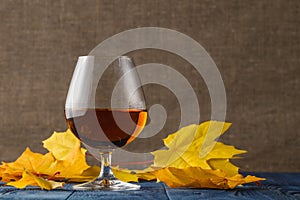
[0, 0, 299, 172]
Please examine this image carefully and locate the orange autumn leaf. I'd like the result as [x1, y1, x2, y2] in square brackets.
[2, 147, 45, 173]
[211, 173, 265, 189]
[0, 130, 99, 189]
[153, 167, 265, 189]
[0, 148, 53, 182]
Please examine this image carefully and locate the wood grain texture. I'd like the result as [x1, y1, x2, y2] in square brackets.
[0, 0, 299, 172]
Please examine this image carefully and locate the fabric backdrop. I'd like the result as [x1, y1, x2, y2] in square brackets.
[0, 0, 299, 172]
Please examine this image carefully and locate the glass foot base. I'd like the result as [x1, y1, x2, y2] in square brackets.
[72, 178, 141, 191]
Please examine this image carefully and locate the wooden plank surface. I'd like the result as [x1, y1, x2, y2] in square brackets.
[0, 173, 299, 200]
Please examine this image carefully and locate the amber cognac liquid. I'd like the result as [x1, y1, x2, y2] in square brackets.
[65, 108, 147, 148]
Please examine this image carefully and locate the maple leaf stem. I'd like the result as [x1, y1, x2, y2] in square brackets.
[47, 171, 60, 181]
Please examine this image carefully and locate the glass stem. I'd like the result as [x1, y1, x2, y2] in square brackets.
[98, 151, 115, 182]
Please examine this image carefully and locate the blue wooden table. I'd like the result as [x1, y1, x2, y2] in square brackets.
[0, 172, 299, 199]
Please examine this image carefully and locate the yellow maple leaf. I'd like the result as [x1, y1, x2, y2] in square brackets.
[0, 130, 98, 189]
[207, 158, 240, 177]
[4, 147, 44, 172]
[0, 123, 264, 190]
[210, 173, 265, 189]
[70, 166, 100, 182]
[42, 130, 94, 179]
[147, 121, 265, 189]
[111, 166, 156, 182]
[7, 170, 63, 190]
[0, 149, 49, 183]
[151, 122, 246, 176]
[43, 129, 86, 160]
[153, 167, 265, 189]
[134, 167, 157, 181]
[111, 167, 139, 182]
[90, 121, 263, 188]
[0, 165, 17, 182]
